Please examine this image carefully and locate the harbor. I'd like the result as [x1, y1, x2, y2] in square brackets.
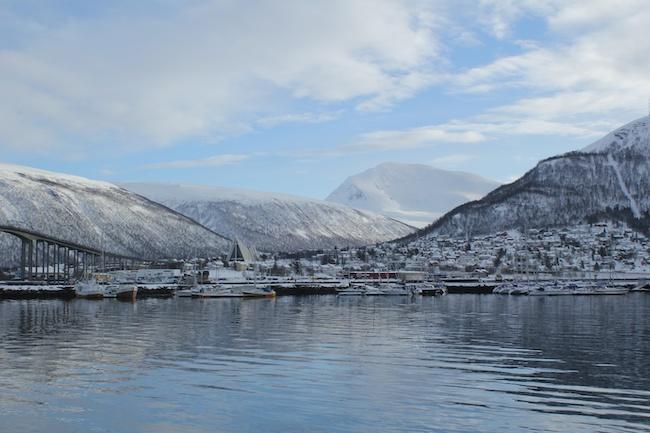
[2, 271, 649, 299]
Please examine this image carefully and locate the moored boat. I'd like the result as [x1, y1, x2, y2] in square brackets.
[405, 283, 446, 296]
[336, 285, 368, 296]
[114, 284, 138, 301]
[74, 280, 105, 299]
[241, 285, 276, 298]
[196, 285, 276, 298]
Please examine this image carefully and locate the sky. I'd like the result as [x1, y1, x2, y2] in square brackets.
[1, 0, 649, 199]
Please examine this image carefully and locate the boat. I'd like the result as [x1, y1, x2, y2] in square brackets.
[176, 284, 204, 297]
[74, 280, 105, 299]
[572, 282, 628, 295]
[196, 285, 276, 298]
[113, 284, 138, 301]
[362, 285, 387, 296]
[375, 283, 412, 296]
[527, 283, 575, 296]
[336, 285, 367, 296]
[526, 280, 629, 296]
[241, 285, 276, 298]
[407, 283, 446, 296]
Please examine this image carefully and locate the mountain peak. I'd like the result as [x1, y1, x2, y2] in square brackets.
[326, 162, 499, 228]
[582, 116, 650, 154]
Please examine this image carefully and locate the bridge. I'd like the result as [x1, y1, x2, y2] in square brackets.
[1, 225, 142, 281]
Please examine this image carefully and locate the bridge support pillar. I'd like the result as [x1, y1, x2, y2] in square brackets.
[55, 246, 60, 281]
[74, 250, 79, 278]
[45, 242, 50, 281]
[34, 240, 39, 280]
[27, 240, 34, 280]
[64, 247, 69, 280]
[20, 239, 27, 280]
[41, 241, 46, 280]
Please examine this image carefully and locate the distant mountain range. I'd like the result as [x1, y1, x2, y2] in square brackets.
[400, 116, 650, 242]
[7, 115, 645, 261]
[0, 164, 229, 263]
[121, 183, 414, 252]
[326, 162, 499, 227]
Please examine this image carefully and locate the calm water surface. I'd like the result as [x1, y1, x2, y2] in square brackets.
[1, 295, 649, 433]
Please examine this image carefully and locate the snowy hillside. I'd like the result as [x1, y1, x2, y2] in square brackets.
[121, 183, 415, 252]
[0, 164, 230, 263]
[326, 162, 499, 227]
[582, 117, 650, 153]
[402, 116, 650, 241]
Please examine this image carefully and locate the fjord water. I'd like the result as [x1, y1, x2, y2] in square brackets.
[1, 295, 649, 433]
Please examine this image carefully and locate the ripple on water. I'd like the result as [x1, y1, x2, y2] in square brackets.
[0, 295, 649, 433]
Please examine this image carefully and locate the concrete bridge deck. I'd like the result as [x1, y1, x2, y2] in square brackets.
[1, 224, 142, 281]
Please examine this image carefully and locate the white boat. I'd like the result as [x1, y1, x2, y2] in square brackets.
[356, 283, 411, 296]
[375, 283, 411, 296]
[494, 281, 543, 295]
[241, 285, 276, 298]
[75, 280, 106, 299]
[527, 284, 574, 296]
[526, 281, 629, 296]
[75, 279, 137, 300]
[336, 285, 367, 296]
[363, 285, 386, 296]
[573, 283, 628, 295]
[336, 290, 366, 296]
[405, 283, 445, 296]
[176, 288, 195, 297]
[196, 285, 276, 298]
[176, 284, 204, 297]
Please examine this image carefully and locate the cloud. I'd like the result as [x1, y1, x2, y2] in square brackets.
[343, 126, 487, 152]
[454, 0, 650, 126]
[144, 154, 249, 169]
[430, 153, 477, 166]
[333, 115, 602, 157]
[441, 116, 609, 138]
[0, 0, 443, 154]
[475, 0, 556, 39]
[256, 111, 342, 128]
[3, 0, 649, 165]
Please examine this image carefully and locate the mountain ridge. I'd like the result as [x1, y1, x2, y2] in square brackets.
[122, 182, 415, 252]
[0, 163, 230, 263]
[398, 116, 650, 243]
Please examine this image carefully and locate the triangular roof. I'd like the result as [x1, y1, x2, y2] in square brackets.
[227, 238, 258, 262]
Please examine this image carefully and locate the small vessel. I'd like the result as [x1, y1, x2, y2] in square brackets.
[363, 285, 386, 296]
[196, 287, 239, 298]
[525, 280, 629, 296]
[75, 280, 105, 299]
[176, 288, 195, 297]
[336, 285, 367, 296]
[572, 282, 628, 296]
[196, 285, 276, 298]
[113, 284, 138, 301]
[407, 283, 446, 296]
[375, 283, 411, 296]
[75, 272, 137, 301]
[241, 285, 276, 298]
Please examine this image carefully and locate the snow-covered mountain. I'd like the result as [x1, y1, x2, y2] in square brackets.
[326, 162, 499, 227]
[121, 183, 415, 252]
[0, 164, 230, 263]
[402, 116, 650, 241]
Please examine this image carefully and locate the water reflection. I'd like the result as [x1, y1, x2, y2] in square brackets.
[1, 295, 649, 433]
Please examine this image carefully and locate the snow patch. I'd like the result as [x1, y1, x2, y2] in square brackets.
[607, 153, 641, 218]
